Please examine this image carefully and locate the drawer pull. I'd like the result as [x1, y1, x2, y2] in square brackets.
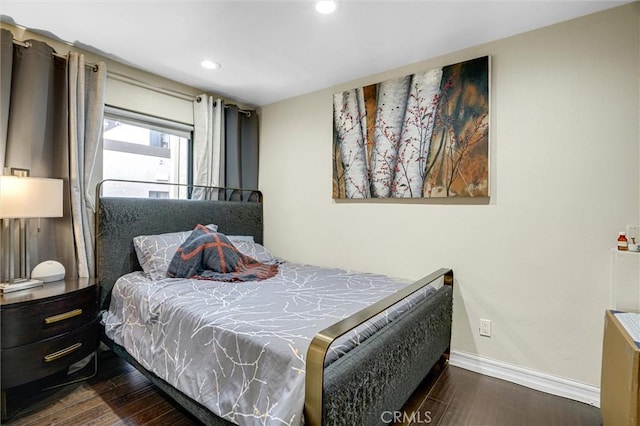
[44, 309, 83, 324]
[44, 342, 82, 362]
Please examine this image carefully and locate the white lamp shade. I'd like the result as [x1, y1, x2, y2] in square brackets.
[0, 176, 63, 218]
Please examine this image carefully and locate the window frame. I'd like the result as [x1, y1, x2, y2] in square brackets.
[102, 105, 194, 196]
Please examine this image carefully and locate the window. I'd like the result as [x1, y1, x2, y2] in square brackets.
[101, 107, 193, 199]
[148, 190, 170, 199]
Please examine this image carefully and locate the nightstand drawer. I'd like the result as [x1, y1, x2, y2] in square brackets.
[0, 286, 96, 348]
[0, 320, 98, 389]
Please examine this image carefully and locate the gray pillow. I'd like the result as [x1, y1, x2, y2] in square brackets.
[133, 224, 218, 280]
[226, 235, 255, 243]
[230, 239, 279, 265]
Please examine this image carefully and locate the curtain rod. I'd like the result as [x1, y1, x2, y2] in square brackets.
[199, 97, 252, 117]
[12, 39, 103, 74]
[11, 38, 202, 104]
[11, 38, 254, 114]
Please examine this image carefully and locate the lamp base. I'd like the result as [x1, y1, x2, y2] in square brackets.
[0, 278, 44, 293]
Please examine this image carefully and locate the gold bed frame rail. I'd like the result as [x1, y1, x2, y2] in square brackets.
[304, 267, 453, 426]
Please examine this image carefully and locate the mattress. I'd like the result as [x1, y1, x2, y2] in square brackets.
[102, 261, 440, 425]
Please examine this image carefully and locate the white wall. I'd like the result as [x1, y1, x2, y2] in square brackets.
[260, 3, 640, 387]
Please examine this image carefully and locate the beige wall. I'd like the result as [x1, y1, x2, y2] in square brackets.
[260, 3, 640, 387]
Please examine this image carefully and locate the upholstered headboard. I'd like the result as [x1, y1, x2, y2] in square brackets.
[96, 190, 263, 310]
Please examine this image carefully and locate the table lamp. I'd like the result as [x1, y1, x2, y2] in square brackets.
[0, 176, 63, 293]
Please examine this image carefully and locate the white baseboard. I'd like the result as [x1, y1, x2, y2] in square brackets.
[449, 350, 600, 408]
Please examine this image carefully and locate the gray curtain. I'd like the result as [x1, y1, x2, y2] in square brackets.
[224, 104, 259, 198]
[192, 97, 259, 201]
[0, 30, 13, 168]
[68, 52, 107, 278]
[1, 29, 75, 277]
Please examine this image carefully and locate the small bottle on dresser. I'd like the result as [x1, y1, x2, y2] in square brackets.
[617, 231, 628, 251]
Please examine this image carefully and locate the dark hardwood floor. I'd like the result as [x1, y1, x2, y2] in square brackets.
[4, 351, 601, 426]
[401, 361, 602, 426]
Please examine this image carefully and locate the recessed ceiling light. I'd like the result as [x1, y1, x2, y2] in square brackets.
[315, 1, 337, 14]
[201, 60, 221, 70]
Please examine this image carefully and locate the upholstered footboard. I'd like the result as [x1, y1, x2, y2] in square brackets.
[305, 268, 453, 426]
[322, 284, 453, 425]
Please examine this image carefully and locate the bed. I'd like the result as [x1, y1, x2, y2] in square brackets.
[95, 181, 453, 426]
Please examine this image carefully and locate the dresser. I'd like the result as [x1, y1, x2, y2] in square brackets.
[0, 278, 99, 418]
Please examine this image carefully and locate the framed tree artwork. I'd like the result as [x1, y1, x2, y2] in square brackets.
[333, 55, 489, 199]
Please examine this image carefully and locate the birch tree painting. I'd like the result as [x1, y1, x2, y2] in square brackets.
[333, 56, 489, 199]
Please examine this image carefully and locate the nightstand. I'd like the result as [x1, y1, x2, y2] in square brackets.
[0, 278, 99, 419]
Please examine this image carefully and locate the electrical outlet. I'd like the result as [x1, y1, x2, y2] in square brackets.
[480, 319, 491, 337]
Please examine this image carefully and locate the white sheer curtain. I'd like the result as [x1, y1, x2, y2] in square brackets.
[192, 94, 224, 199]
[68, 52, 107, 278]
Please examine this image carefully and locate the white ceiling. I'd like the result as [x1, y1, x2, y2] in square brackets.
[0, 1, 631, 107]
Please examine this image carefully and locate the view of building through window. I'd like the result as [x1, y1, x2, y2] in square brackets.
[102, 116, 191, 198]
